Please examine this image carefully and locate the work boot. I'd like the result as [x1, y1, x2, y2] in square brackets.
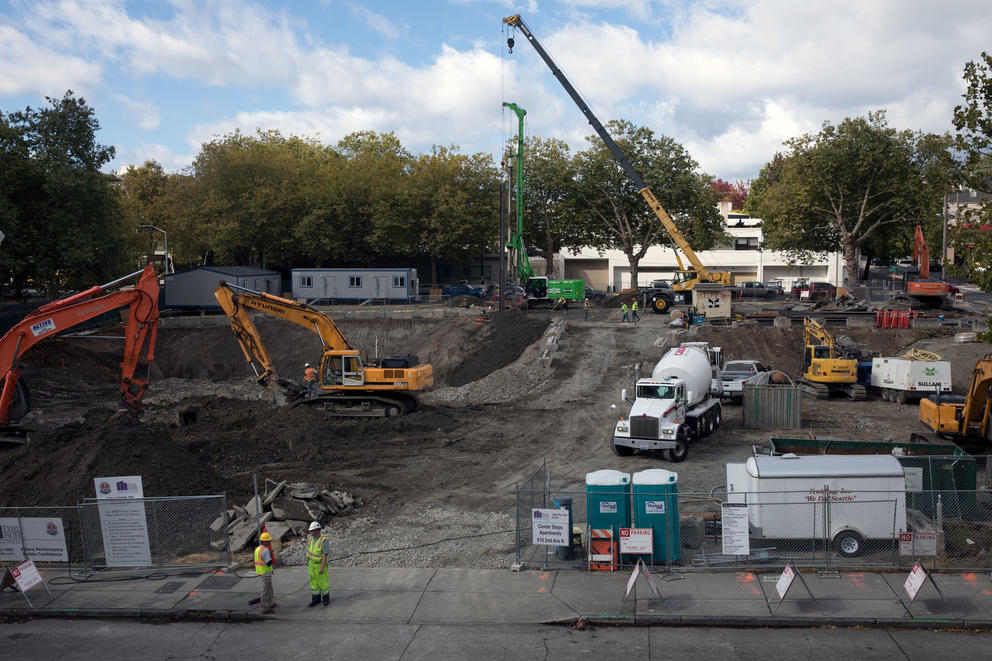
[323, 595, 330, 606]
[308, 596, 320, 607]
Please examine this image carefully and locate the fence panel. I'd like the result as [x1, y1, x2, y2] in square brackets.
[79, 495, 229, 574]
[514, 461, 548, 563]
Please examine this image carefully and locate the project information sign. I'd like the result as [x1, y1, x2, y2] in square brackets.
[531, 509, 569, 546]
[721, 503, 750, 556]
[0, 517, 68, 562]
[94, 476, 152, 567]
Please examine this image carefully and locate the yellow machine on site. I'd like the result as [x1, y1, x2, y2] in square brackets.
[919, 355, 992, 440]
[214, 282, 433, 417]
[800, 317, 866, 400]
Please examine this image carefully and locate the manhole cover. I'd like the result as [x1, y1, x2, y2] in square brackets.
[155, 581, 185, 594]
[197, 575, 242, 590]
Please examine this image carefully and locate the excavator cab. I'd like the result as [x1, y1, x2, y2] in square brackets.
[322, 352, 364, 388]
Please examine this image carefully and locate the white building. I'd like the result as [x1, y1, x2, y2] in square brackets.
[560, 199, 845, 291]
[291, 268, 419, 303]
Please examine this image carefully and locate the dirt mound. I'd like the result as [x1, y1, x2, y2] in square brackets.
[0, 409, 230, 506]
[445, 311, 548, 386]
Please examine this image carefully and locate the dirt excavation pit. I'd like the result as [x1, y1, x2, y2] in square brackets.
[4, 310, 990, 568]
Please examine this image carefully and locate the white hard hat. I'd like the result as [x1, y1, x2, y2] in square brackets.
[305, 363, 311, 368]
[308, 521, 321, 531]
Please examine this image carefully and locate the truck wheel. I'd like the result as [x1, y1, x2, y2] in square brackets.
[895, 391, 907, 405]
[666, 431, 688, 463]
[881, 389, 891, 402]
[834, 531, 865, 558]
[712, 403, 722, 431]
[651, 296, 670, 313]
[703, 411, 714, 436]
[611, 437, 634, 457]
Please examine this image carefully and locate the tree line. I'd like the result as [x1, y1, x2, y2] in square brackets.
[3, 51, 992, 299]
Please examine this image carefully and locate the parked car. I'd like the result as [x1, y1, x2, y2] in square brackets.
[721, 360, 770, 400]
[792, 280, 836, 300]
[765, 279, 784, 295]
[791, 278, 811, 298]
[735, 281, 776, 299]
[442, 284, 485, 299]
[584, 287, 608, 301]
[500, 285, 526, 302]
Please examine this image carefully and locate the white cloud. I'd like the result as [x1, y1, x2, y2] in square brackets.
[113, 141, 194, 174]
[114, 94, 161, 131]
[0, 25, 101, 96]
[347, 3, 401, 40]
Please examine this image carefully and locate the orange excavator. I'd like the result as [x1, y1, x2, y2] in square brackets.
[907, 225, 955, 309]
[0, 265, 160, 429]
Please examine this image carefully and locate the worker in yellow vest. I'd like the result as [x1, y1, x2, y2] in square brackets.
[631, 300, 639, 322]
[254, 531, 276, 614]
[304, 363, 318, 398]
[307, 521, 330, 606]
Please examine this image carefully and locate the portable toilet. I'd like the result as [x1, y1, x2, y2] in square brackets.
[632, 469, 681, 563]
[585, 470, 631, 570]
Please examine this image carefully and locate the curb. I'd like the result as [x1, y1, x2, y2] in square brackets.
[564, 614, 992, 630]
[0, 607, 265, 622]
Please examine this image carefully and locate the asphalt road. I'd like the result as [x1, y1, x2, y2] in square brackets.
[4, 620, 990, 660]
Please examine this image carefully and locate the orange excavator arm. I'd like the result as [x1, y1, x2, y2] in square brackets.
[913, 225, 930, 280]
[0, 265, 160, 426]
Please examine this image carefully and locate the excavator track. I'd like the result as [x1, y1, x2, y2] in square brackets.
[799, 379, 865, 400]
[292, 392, 418, 418]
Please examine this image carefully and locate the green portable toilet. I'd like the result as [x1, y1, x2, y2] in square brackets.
[585, 470, 631, 533]
[632, 469, 681, 563]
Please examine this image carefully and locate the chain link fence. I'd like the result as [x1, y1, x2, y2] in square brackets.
[1, 495, 229, 575]
[515, 461, 992, 572]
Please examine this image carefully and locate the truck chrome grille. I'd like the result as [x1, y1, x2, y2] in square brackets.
[630, 415, 659, 438]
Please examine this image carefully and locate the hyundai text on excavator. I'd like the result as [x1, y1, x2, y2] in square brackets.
[800, 317, 866, 400]
[503, 14, 731, 313]
[919, 355, 992, 442]
[0, 265, 160, 431]
[213, 282, 433, 417]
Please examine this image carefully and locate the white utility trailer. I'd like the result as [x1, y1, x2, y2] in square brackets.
[869, 357, 951, 404]
[725, 454, 908, 557]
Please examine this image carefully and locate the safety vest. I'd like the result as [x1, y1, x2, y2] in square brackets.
[254, 545, 273, 576]
[308, 535, 327, 562]
[621, 304, 628, 312]
[632, 302, 638, 311]
[304, 367, 316, 382]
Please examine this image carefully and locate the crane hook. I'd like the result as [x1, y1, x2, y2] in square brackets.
[507, 36, 514, 53]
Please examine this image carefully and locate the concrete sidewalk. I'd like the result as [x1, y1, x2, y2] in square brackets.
[3, 565, 992, 628]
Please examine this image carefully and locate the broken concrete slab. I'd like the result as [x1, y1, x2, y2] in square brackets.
[270, 497, 312, 521]
[262, 481, 286, 506]
[209, 510, 232, 532]
[244, 495, 264, 517]
[265, 521, 290, 542]
[284, 482, 319, 499]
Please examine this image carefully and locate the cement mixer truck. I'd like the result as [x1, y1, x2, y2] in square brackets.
[611, 343, 723, 463]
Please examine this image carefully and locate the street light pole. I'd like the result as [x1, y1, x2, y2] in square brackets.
[137, 224, 170, 273]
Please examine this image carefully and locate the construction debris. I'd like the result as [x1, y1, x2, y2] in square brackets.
[217, 482, 362, 552]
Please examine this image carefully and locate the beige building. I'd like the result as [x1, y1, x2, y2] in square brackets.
[559, 199, 845, 291]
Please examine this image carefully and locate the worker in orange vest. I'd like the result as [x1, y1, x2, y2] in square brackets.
[304, 362, 318, 398]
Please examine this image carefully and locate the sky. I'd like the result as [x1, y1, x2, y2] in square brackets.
[2, 0, 990, 181]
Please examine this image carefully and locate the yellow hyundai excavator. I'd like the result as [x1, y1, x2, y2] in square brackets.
[214, 282, 433, 416]
[800, 317, 866, 399]
[919, 355, 992, 441]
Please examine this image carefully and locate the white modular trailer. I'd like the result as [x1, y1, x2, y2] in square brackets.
[163, 266, 281, 309]
[291, 268, 418, 303]
[869, 357, 952, 402]
[725, 455, 907, 556]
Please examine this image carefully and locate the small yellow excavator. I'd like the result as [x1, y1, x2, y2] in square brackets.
[919, 355, 992, 440]
[800, 317, 866, 399]
[214, 282, 433, 417]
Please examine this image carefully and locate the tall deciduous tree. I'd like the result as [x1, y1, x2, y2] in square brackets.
[570, 120, 725, 287]
[951, 51, 992, 291]
[0, 92, 125, 299]
[515, 136, 577, 277]
[746, 112, 956, 285]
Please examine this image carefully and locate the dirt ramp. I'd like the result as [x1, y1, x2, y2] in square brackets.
[0, 410, 230, 506]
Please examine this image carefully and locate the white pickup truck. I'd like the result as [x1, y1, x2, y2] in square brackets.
[720, 360, 769, 400]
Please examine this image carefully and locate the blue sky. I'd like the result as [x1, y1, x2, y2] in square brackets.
[2, 0, 990, 180]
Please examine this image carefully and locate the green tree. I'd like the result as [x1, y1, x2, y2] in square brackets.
[951, 51, 992, 291]
[402, 146, 499, 285]
[515, 136, 577, 277]
[0, 91, 126, 299]
[747, 112, 956, 285]
[571, 120, 725, 287]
